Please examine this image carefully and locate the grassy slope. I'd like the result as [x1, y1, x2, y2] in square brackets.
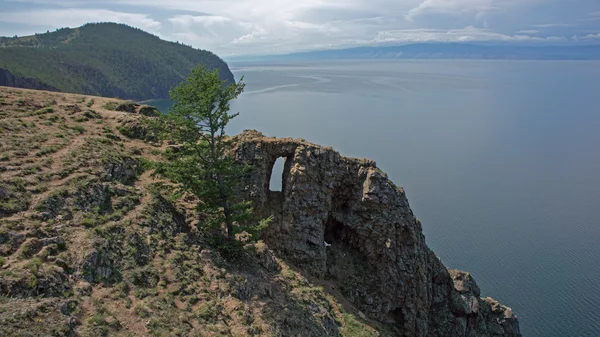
[0, 23, 234, 100]
[0, 87, 389, 336]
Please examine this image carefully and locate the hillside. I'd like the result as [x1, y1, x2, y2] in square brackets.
[0, 23, 234, 100]
[0, 86, 394, 336]
[0, 87, 520, 336]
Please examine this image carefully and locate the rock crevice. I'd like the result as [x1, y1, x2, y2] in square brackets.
[234, 130, 520, 337]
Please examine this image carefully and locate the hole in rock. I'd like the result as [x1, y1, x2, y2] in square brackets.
[269, 157, 286, 192]
[324, 215, 345, 245]
[390, 307, 405, 328]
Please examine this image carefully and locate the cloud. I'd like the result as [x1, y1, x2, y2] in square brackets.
[404, 0, 544, 21]
[517, 30, 540, 34]
[0, 0, 598, 56]
[583, 33, 600, 39]
[369, 27, 566, 44]
[532, 23, 574, 28]
[406, 0, 497, 19]
[168, 14, 252, 48]
[0, 8, 161, 32]
[169, 15, 231, 26]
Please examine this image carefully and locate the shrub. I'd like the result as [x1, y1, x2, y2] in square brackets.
[71, 124, 85, 134]
[103, 102, 118, 110]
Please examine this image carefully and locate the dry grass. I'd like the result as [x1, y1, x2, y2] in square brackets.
[0, 86, 387, 337]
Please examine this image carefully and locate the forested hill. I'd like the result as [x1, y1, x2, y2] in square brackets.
[0, 23, 234, 100]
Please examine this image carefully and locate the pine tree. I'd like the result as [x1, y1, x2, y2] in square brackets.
[152, 65, 250, 241]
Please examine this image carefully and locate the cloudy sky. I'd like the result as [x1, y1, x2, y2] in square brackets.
[1, 0, 599, 56]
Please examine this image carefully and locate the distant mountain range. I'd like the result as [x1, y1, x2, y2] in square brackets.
[0, 23, 234, 100]
[230, 43, 600, 62]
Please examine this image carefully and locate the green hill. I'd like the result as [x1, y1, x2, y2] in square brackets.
[0, 23, 234, 100]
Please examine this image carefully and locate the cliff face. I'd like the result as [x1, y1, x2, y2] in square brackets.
[234, 130, 520, 337]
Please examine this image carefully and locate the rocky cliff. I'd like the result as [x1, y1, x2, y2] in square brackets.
[0, 87, 520, 336]
[233, 130, 520, 336]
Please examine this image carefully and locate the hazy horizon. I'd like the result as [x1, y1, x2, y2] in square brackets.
[1, 0, 599, 56]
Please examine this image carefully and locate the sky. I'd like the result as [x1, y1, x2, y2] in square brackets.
[1, 0, 599, 56]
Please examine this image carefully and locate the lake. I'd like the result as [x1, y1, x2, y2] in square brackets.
[150, 60, 600, 337]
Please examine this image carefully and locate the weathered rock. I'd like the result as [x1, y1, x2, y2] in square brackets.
[64, 104, 82, 113]
[74, 281, 93, 296]
[77, 242, 119, 284]
[59, 300, 78, 315]
[104, 156, 140, 185]
[138, 105, 161, 117]
[114, 101, 160, 117]
[118, 118, 156, 141]
[233, 130, 520, 337]
[252, 241, 281, 272]
[0, 265, 70, 298]
[115, 101, 138, 113]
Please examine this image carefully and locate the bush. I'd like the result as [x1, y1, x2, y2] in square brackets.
[103, 102, 118, 110]
[71, 124, 85, 134]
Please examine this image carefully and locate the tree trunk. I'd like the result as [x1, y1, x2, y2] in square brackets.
[217, 173, 234, 241]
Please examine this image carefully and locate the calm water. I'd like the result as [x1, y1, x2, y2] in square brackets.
[152, 60, 600, 336]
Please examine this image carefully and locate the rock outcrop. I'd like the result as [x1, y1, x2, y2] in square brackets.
[234, 130, 520, 337]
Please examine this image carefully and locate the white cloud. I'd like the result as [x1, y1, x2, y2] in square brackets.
[532, 23, 574, 28]
[404, 0, 544, 21]
[168, 14, 253, 49]
[0, 8, 161, 33]
[169, 15, 231, 26]
[0, 0, 597, 56]
[517, 30, 540, 34]
[583, 33, 600, 39]
[369, 27, 566, 44]
[406, 0, 496, 19]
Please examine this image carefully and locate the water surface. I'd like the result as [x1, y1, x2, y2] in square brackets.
[152, 60, 600, 336]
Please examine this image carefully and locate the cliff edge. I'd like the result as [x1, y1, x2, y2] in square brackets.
[233, 130, 520, 336]
[0, 87, 520, 336]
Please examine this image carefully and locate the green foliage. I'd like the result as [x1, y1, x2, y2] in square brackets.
[103, 102, 118, 111]
[83, 110, 101, 119]
[0, 178, 30, 216]
[35, 146, 59, 157]
[134, 303, 151, 318]
[341, 313, 379, 337]
[70, 124, 85, 134]
[0, 23, 235, 100]
[149, 66, 254, 242]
